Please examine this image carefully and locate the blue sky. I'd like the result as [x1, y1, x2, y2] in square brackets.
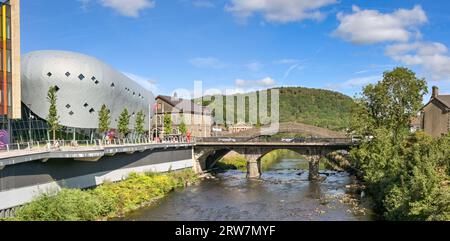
[22, 0, 450, 98]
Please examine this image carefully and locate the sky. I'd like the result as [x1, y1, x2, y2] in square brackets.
[22, 0, 450, 99]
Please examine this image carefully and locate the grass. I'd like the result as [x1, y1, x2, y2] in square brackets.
[216, 149, 321, 171]
[8, 169, 198, 221]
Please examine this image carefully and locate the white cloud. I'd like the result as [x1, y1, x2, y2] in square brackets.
[226, 0, 337, 23]
[275, 58, 300, 65]
[334, 5, 427, 44]
[327, 75, 380, 90]
[123, 72, 158, 93]
[99, 0, 155, 17]
[189, 57, 228, 69]
[246, 62, 263, 72]
[235, 77, 276, 87]
[386, 42, 450, 81]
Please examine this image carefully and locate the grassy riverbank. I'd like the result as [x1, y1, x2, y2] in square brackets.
[8, 169, 198, 221]
[216, 149, 326, 171]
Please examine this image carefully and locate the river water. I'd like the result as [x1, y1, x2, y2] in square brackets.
[120, 157, 374, 221]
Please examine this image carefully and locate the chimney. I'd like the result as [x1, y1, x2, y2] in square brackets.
[432, 86, 439, 98]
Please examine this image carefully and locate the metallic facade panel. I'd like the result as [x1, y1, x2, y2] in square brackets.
[21, 50, 155, 129]
[11, 0, 21, 119]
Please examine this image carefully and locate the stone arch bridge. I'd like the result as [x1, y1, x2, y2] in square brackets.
[193, 137, 357, 180]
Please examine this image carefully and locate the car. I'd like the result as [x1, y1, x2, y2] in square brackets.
[281, 138, 294, 142]
[292, 137, 306, 143]
[218, 138, 236, 142]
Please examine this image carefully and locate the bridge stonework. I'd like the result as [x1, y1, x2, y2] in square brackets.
[193, 139, 354, 181]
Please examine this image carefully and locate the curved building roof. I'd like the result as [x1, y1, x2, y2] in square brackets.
[21, 50, 155, 129]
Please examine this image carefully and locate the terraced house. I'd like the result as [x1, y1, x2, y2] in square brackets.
[419, 86, 450, 137]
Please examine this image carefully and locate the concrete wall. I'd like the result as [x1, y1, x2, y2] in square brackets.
[423, 99, 450, 137]
[0, 147, 193, 211]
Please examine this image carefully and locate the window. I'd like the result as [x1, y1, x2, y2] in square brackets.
[89, 108, 95, 113]
[111, 83, 115, 88]
[65, 72, 71, 77]
[91, 76, 96, 81]
[65, 104, 71, 109]
[69, 111, 74, 116]
[78, 74, 85, 80]
[47, 72, 52, 77]
[83, 103, 89, 108]
[94, 80, 99, 85]
[54, 86, 60, 92]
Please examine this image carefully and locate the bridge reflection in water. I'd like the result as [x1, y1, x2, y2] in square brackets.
[194, 137, 357, 180]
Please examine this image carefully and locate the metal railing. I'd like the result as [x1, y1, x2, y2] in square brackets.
[196, 136, 356, 144]
[0, 137, 195, 154]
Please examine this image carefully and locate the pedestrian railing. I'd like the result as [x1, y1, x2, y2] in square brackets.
[0, 137, 195, 154]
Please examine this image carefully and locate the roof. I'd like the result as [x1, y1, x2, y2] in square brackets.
[156, 95, 211, 115]
[436, 95, 450, 108]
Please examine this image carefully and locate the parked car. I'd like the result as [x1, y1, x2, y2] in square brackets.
[218, 138, 236, 142]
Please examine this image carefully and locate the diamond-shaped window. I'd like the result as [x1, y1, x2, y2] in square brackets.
[94, 80, 99, 85]
[69, 111, 74, 116]
[89, 108, 95, 113]
[78, 74, 85, 80]
[54, 86, 60, 92]
[65, 72, 70, 77]
[91, 76, 96, 81]
[47, 72, 52, 77]
[111, 83, 115, 88]
[65, 104, 71, 109]
[84, 103, 89, 108]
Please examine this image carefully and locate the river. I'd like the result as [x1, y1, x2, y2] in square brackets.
[119, 156, 374, 221]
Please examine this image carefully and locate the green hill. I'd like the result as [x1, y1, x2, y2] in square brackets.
[195, 87, 356, 131]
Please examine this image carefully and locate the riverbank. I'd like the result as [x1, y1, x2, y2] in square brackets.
[6, 169, 198, 221]
[216, 150, 326, 171]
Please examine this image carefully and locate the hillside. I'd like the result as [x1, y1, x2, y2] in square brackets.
[195, 87, 356, 131]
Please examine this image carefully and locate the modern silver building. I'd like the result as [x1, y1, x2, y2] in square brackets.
[12, 50, 155, 141]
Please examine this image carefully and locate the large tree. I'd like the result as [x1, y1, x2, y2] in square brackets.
[118, 108, 131, 138]
[46, 86, 60, 141]
[98, 104, 111, 134]
[350, 67, 428, 141]
[135, 110, 145, 135]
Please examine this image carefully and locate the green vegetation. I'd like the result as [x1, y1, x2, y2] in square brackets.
[195, 87, 356, 131]
[349, 67, 450, 220]
[179, 115, 187, 135]
[98, 104, 111, 133]
[46, 86, 60, 141]
[216, 149, 325, 171]
[135, 111, 145, 135]
[164, 113, 172, 135]
[12, 170, 198, 221]
[118, 108, 131, 137]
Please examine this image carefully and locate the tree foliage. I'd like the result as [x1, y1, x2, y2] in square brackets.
[179, 115, 187, 135]
[164, 113, 172, 135]
[46, 86, 60, 141]
[349, 67, 450, 220]
[135, 111, 145, 135]
[118, 108, 131, 137]
[98, 104, 111, 133]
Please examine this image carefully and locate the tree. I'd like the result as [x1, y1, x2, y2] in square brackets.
[164, 113, 172, 135]
[179, 115, 187, 135]
[350, 67, 428, 142]
[118, 108, 131, 138]
[46, 86, 60, 141]
[98, 104, 111, 134]
[135, 111, 145, 135]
